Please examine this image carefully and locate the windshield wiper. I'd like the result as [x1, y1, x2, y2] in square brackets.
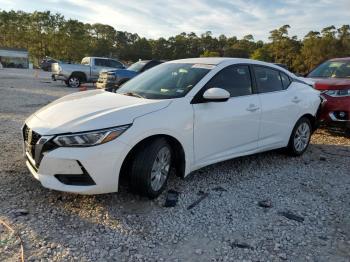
[121, 92, 144, 98]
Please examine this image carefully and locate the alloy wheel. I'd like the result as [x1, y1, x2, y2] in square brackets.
[69, 77, 80, 88]
[294, 122, 311, 152]
[150, 146, 171, 191]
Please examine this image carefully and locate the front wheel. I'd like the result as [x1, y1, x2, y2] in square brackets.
[67, 76, 81, 88]
[287, 117, 312, 156]
[129, 138, 172, 198]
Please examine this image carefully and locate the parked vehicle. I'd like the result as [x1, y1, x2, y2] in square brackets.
[306, 57, 350, 132]
[52, 57, 125, 88]
[274, 63, 289, 70]
[96, 60, 163, 91]
[0, 61, 3, 69]
[40, 57, 59, 71]
[22, 58, 321, 197]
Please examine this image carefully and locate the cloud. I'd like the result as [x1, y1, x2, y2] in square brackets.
[1, 0, 350, 41]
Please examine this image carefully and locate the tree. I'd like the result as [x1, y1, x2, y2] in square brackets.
[200, 50, 220, 57]
[1, 10, 350, 74]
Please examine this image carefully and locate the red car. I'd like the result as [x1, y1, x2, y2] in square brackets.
[307, 57, 350, 132]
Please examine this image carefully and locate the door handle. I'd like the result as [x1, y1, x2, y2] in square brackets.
[246, 104, 260, 112]
[292, 96, 301, 103]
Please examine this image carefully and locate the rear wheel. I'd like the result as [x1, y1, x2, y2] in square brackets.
[287, 117, 312, 156]
[129, 138, 172, 198]
[67, 76, 81, 88]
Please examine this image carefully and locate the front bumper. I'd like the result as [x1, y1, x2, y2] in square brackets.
[96, 80, 116, 89]
[320, 95, 350, 125]
[52, 74, 67, 81]
[25, 137, 132, 194]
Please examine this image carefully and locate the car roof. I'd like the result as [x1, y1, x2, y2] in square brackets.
[88, 57, 120, 60]
[167, 57, 291, 73]
[329, 57, 350, 61]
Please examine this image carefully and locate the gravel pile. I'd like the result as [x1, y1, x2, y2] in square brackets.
[0, 69, 349, 261]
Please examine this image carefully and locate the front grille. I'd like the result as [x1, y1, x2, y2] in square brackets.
[23, 124, 42, 161]
[23, 124, 30, 141]
[23, 124, 57, 169]
[23, 124, 41, 145]
[31, 130, 41, 145]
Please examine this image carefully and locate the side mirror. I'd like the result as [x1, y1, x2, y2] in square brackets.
[203, 88, 230, 102]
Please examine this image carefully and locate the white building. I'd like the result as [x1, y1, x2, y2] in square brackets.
[0, 47, 29, 68]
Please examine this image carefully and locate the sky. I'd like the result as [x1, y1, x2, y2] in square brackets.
[1, 0, 350, 41]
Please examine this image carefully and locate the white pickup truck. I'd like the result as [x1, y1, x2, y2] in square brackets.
[51, 57, 125, 87]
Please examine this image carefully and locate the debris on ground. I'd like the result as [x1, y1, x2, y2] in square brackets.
[258, 199, 272, 208]
[229, 240, 254, 250]
[10, 209, 29, 218]
[187, 192, 209, 210]
[212, 186, 227, 192]
[278, 211, 305, 223]
[164, 190, 179, 207]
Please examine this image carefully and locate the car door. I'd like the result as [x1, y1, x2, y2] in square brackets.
[253, 66, 300, 149]
[91, 59, 110, 81]
[192, 64, 261, 166]
[109, 59, 125, 69]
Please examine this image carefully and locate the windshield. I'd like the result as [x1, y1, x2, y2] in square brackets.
[128, 61, 147, 72]
[308, 60, 350, 78]
[117, 63, 212, 99]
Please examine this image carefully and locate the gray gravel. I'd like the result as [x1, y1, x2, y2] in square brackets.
[0, 68, 350, 262]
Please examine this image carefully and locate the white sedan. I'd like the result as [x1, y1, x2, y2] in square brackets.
[23, 58, 321, 198]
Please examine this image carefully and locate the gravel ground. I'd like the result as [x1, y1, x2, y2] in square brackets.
[0, 68, 349, 262]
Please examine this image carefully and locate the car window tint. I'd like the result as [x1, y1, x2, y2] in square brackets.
[280, 72, 291, 89]
[142, 62, 155, 71]
[95, 59, 108, 67]
[204, 65, 252, 97]
[109, 60, 123, 68]
[254, 66, 283, 93]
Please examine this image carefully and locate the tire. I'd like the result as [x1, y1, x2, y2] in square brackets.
[286, 117, 312, 156]
[345, 127, 350, 138]
[67, 76, 81, 88]
[129, 138, 172, 198]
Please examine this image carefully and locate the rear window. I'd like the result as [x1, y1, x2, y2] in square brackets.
[254, 66, 284, 93]
[95, 59, 109, 67]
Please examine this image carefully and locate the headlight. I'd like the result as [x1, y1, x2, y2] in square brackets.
[53, 125, 130, 147]
[323, 89, 350, 97]
[107, 74, 116, 80]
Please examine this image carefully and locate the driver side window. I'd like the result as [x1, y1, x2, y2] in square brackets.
[204, 65, 253, 97]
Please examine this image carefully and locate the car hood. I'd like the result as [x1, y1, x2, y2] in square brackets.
[26, 90, 171, 135]
[307, 77, 350, 91]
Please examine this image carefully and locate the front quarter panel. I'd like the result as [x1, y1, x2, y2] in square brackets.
[117, 98, 194, 176]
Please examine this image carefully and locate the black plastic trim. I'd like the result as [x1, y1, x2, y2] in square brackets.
[54, 161, 96, 186]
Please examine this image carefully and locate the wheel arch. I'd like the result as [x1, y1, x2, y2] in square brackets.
[70, 71, 87, 82]
[300, 113, 317, 132]
[119, 134, 186, 184]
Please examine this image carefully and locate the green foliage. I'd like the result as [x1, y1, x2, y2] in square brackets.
[1, 10, 350, 73]
[201, 50, 220, 57]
